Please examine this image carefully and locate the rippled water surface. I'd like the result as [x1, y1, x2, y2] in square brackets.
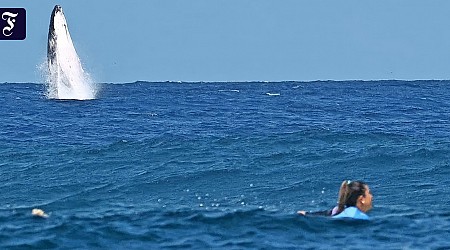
[1, 81, 449, 249]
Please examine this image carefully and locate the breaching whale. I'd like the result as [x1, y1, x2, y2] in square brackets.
[46, 5, 96, 100]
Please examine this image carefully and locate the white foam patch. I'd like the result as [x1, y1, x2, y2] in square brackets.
[218, 89, 240, 93]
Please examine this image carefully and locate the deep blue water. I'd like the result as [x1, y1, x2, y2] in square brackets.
[1, 81, 450, 249]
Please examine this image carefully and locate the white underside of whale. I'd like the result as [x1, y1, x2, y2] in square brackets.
[47, 7, 97, 100]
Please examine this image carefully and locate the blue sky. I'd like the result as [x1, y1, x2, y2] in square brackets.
[2, 0, 450, 83]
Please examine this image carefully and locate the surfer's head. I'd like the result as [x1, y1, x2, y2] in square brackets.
[337, 180, 373, 213]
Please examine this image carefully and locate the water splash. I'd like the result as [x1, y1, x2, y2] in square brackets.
[44, 5, 97, 100]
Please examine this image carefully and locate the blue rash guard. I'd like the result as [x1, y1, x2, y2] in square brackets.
[332, 206, 369, 220]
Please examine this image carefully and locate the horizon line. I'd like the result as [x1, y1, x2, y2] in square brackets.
[2, 79, 450, 84]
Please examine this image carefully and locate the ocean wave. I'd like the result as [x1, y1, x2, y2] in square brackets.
[1, 206, 449, 249]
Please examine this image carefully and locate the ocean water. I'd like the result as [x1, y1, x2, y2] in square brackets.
[1, 80, 449, 249]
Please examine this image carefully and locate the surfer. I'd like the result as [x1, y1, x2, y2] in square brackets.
[297, 180, 373, 220]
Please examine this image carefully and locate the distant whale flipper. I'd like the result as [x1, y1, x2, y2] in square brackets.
[46, 5, 96, 100]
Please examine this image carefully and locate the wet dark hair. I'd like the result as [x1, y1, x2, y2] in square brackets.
[336, 180, 367, 214]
